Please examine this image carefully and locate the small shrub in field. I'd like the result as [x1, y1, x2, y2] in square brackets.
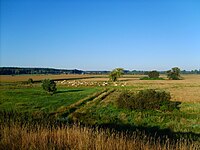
[27, 78, 33, 84]
[42, 79, 57, 94]
[117, 89, 179, 111]
[115, 90, 133, 109]
[109, 68, 124, 82]
[166, 67, 181, 80]
[140, 70, 164, 80]
[148, 70, 159, 78]
[109, 71, 118, 82]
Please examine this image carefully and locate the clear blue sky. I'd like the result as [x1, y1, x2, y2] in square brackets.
[1, 0, 200, 71]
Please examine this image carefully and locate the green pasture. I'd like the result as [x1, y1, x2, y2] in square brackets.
[68, 91, 200, 135]
[0, 82, 199, 138]
[0, 84, 99, 113]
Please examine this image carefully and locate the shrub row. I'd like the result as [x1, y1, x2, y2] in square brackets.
[116, 89, 180, 111]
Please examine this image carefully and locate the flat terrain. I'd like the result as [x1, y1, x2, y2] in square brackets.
[60, 74, 200, 102]
[0, 74, 199, 133]
[0, 74, 96, 83]
[1, 74, 200, 149]
[0, 85, 100, 113]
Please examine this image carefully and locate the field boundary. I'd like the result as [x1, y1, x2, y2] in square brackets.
[67, 89, 116, 122]
[52, 89, 108, 117]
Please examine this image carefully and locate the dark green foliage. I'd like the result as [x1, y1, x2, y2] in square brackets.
[116, 90, 133, 109]
[109, 71, 118, 82]
[148, 70, 160, 78]
[167, 67, 181, 80]
[0, 67, 84, 75]
[42, 79, 57, 94]
[27, 78, 34, 84]
[109, 68, 124, 82]
[140, 70, 163, 80]
[116, 89, 179, 111]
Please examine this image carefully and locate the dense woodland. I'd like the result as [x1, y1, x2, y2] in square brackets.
[0, 67, 200, 75]
[0, 67, 84, 75]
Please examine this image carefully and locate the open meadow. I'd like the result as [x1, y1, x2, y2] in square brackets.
[0, 74, 200, 149]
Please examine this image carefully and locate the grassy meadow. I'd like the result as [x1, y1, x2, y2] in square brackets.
[0, 74, 200, 149]
[0, 85, 100, 113]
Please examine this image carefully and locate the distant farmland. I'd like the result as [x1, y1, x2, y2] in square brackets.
[0, 74, 97, 83]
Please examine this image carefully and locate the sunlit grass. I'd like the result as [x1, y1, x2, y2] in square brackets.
[67, 91, 200, 134]
[0, 74, 200, 149]
[1, 123, 199, 150]
[0, 85, 99, 112]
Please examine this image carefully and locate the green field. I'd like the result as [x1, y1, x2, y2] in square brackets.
[0, 84, 100, 113]
[0, 75, 200, 149]
[67, 91, 200, 134]
[1, 80, 199, 134]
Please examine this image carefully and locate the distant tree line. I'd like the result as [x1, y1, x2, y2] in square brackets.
[181, 69, 200, 74]
[0, 67, 84, 75]
[0, 67, 199, 75]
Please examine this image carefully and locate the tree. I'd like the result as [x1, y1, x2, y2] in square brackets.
[27, 78, 34, 84]
[148, 70, 159, 78]
[109, 68, 124, 82]
[42, 79, 57, 94]
[167, 67, 181, 80]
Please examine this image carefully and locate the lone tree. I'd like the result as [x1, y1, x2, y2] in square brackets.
[109, 68, 124, 82]
[167, 67, 181, 80]
[148, 70, 160, 78]
[42, 79, 57, 94]
[27, 78, 34, 84]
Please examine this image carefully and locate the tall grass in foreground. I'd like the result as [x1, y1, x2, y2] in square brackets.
[1, 123, 199, 150]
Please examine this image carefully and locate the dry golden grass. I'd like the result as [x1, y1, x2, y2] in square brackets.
[0, 74, 94, 83]
[79, 77, 109, 82]
[169, 87, 200, 102]
[126, 75, 200, 103]
[1, 123, 199, 150]
[82, 75, 200, 103]
[79, 77, 135, 82]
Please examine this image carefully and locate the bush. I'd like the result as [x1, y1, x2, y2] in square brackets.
[27, 78, 34, 84]
[148, 70, 159, 78]
[109, 68, 124, 82]
[116, 89, 179, 111]
[42, 79, 57, 94]
[140, 71, 164, 80]
[109, 71, 118, 82]
[167, 67, 181, 80]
